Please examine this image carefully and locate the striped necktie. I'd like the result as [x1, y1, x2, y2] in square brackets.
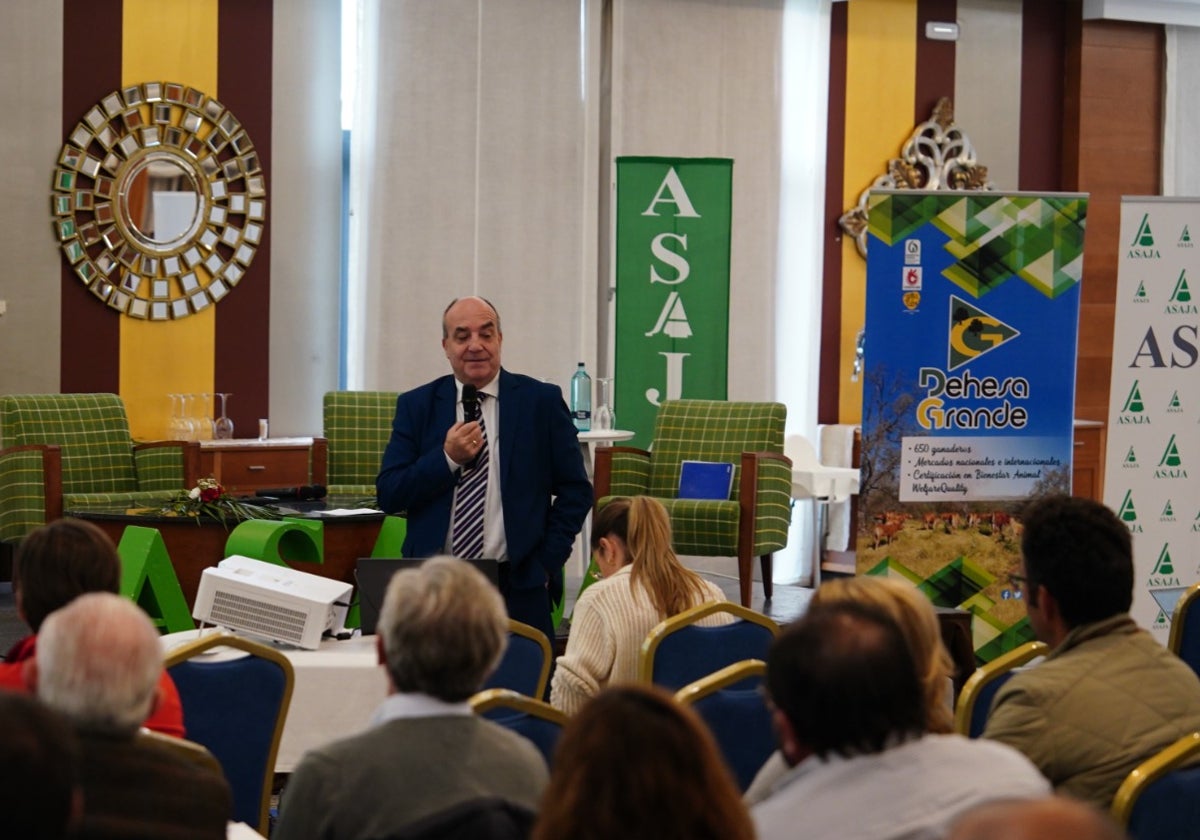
[451, 395, 488, 559]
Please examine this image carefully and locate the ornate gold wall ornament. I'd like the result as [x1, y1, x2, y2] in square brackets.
[839, 97, 993, 258]
[51, 82, 266, 320]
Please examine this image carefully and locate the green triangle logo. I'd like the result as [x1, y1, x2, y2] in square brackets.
[1122, 381, 1145, 413]
[1135, 281, 1149, 299]
[1125, 446, 1138, 466]
[1170, 270, 1192, 303]
[1168, 391, 1182, 410]
[1163, 500, 1175, 518]
[1132, 214, 1154, 247]
[1117, 490, 1138, 522]
[1182, 225, 1192, 244]
[947, 296, 1020, 371]
[1160, 434, 1182, 467]
[1156, 610, 1169, 626]
[1153, 544, 1174, 576]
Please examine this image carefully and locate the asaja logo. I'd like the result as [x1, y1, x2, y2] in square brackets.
[1180, 224, 1193, 248]
[1167, 390, 1184, 414]
[1161, 500, 1176, 522]
[1123, 445, 1140, 469]
[1118, 381, 1150, 425]
[947, 296, 1019, 371]
[1166, 270, 1197, 314]
[1155, 434, 1188, 478]
[1118, 490, 1142, 532]
[1129, 214, 1161, 258]
[1148, 544, 1181, 587]
[1134, 280, 1149, 303]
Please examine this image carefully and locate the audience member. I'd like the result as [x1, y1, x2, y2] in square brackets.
[0, 518, 184, 737]
[273, 556, 548, 840]
[550, 496, 729, 714]
[33, 593, 231, 840]
[983, 495, 1200, 808]
[376, 296, 593, 646]
[752, 601, 1049, 840]
[745, 575, 955, 804]
[0, 692, 81, 840]
[947, 796, 1126, 840]
[532, 684, 754, 840]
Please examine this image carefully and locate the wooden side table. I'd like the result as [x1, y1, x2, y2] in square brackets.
[198, 437, 314, 493]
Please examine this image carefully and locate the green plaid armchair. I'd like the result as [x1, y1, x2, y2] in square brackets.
[0, 393, 200, 544]
[593, 400, 792, 607]
[311, 391, 401, 500]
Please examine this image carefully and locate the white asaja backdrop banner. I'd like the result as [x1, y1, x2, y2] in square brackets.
[1104, 197, 1200, 636]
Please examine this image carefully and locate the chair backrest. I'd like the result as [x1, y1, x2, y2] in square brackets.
[638, 601, 780, 691]
[1169, 583, 1200, 681]
[1112, 731, 1200, 838]
[0, 393, 137, 494]
[676, 659, 772, 792]
[322, 391, 401, 487]
[135, 728, 225, 779]
[481, 619, 553, 701]
[164, 633, 294, 835]
[647, 400, 786, 499]
[382, 796, 535, 840]
[469, 688, 567, 768]
[953, 640, 1048, 737]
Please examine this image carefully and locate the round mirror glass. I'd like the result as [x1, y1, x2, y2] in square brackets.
[51, 81, 267, 320]
[117, 152, 204, 252]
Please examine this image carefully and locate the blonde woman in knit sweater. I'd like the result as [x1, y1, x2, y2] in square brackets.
[549, 496, 729, 716]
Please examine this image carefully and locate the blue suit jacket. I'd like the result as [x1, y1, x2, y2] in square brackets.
[376, 369, 593, 595]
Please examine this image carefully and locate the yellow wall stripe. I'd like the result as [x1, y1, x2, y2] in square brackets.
[839, 0, 918, 423]
[120, 0, 219, 440]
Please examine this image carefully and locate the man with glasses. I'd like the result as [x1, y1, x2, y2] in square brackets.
[983, 494, 1200, 808]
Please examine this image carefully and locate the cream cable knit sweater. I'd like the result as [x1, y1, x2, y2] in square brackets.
[550, 565, 728, 716]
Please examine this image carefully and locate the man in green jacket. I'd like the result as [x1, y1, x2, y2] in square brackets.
[983, 495, 1200, 808]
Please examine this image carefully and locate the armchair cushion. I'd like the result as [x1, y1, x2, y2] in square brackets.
[0, 394, 195, 542]
[322, 390, 401, 497]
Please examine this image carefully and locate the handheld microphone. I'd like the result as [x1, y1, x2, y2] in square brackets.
[462, 384, 481, 422]
[254, 484, 327, 501]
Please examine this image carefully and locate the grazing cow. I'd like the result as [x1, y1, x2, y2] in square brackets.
[873, 520, 904, 549]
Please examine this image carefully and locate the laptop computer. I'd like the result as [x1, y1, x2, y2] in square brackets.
[354, 557, 501, 635]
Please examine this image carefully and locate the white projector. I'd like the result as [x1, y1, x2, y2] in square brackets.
[193, 555, 353, 650]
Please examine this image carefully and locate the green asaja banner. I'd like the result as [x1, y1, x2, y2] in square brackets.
[614, 157, 732, 448]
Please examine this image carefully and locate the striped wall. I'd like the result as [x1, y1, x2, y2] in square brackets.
[1, 0, 339, 442]
[822, 0, 1072, 424]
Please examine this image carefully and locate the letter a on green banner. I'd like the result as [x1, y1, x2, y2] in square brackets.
[615, 157, 732, 448]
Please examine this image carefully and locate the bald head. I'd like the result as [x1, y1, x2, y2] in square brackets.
[947, 797, 1125, 840]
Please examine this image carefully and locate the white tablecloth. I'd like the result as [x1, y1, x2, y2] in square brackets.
[162, 629, 388, 772]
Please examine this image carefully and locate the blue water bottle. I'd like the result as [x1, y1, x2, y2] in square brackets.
[570, 362, 592, 432]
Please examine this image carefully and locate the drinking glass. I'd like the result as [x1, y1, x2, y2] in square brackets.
[595, 378, 615, 430]
[214, 393, 234, 439]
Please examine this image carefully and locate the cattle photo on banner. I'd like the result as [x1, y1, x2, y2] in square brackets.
[1103, 197, 1200, 637]
[859, 190, 1087, 663]
[614, 157, 732, 447]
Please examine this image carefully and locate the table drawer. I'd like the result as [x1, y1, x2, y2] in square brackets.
[201, 446, 310, 492]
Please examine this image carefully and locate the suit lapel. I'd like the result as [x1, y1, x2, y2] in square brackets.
[497, 369, 522, 488]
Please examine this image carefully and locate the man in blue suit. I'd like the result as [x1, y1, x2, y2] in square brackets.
[377, 296, 593, 646]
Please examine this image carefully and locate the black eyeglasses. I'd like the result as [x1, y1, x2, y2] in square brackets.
[1008, 572, 1029, 594]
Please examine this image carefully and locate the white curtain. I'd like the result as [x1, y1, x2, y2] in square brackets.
[348, 0, 600, 392]
[348, 0, 831, 585]
[1164, 26, 1200, 196]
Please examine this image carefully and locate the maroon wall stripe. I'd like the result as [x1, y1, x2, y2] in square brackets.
[1019, 0, 1067, 191]
[61, 0, 123, 394]
[915, 0, 957, 123]
[818, 2, 848, 426]
[216, 0, 273, 437]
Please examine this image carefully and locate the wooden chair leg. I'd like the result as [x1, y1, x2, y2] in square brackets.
[737, 547, 753, 607]
[760, 553, 773, 600]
